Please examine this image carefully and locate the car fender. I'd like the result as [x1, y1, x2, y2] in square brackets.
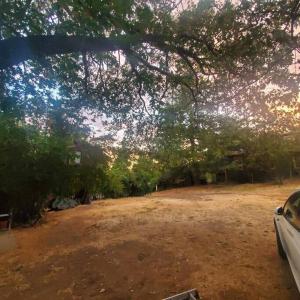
[274, 216, 288, 254]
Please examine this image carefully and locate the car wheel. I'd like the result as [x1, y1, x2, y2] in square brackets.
[274, 221, 287, 260]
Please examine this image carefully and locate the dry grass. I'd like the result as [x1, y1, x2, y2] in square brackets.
[1, 180, 300, 299]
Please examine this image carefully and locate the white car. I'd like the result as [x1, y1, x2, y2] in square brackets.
[274, 190, 300, 292]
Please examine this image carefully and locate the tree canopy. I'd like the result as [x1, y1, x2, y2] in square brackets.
[1, 0, 300, 127]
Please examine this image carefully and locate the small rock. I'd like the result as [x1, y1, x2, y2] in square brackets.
[149, 291, 157, 295]
[100, 288, 106, 293]
[138, 253, 146, 261]
[14, 264, 23, 272]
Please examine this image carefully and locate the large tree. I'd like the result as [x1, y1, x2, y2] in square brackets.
[0, 0, 299, 126]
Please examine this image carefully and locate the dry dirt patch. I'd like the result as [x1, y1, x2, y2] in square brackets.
[1, 181, 300, 299]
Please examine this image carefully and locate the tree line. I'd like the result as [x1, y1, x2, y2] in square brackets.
[1, 103, 298, 224]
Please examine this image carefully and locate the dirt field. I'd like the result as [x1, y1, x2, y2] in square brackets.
[1, 181, 300, 300]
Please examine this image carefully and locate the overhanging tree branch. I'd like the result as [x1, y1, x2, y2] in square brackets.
[0, 35, 145, 69]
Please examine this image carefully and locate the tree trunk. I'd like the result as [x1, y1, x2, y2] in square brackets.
[224, 168, 228, 183]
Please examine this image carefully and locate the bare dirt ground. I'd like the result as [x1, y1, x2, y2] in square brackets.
[1, 181, 300, 300]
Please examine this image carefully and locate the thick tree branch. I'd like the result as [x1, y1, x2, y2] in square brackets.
[82, 51, 89, 96]
[0, 34, 144, 69]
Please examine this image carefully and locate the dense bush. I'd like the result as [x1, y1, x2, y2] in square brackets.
[129, 156, 161, 195]
[0, 115, 109, 224]
[104, 153, 161, 197]
[0, 115, 161, 224]
[0, 116, 71, 223]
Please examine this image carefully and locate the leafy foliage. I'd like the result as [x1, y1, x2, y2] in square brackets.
[0, 114, 108, 224]
[148, 97, 296, 186]
[0, 0, 299, 127]
[104, 150, 161, 197]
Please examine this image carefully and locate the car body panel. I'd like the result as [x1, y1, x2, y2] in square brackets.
[275, 191, 300, 292]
